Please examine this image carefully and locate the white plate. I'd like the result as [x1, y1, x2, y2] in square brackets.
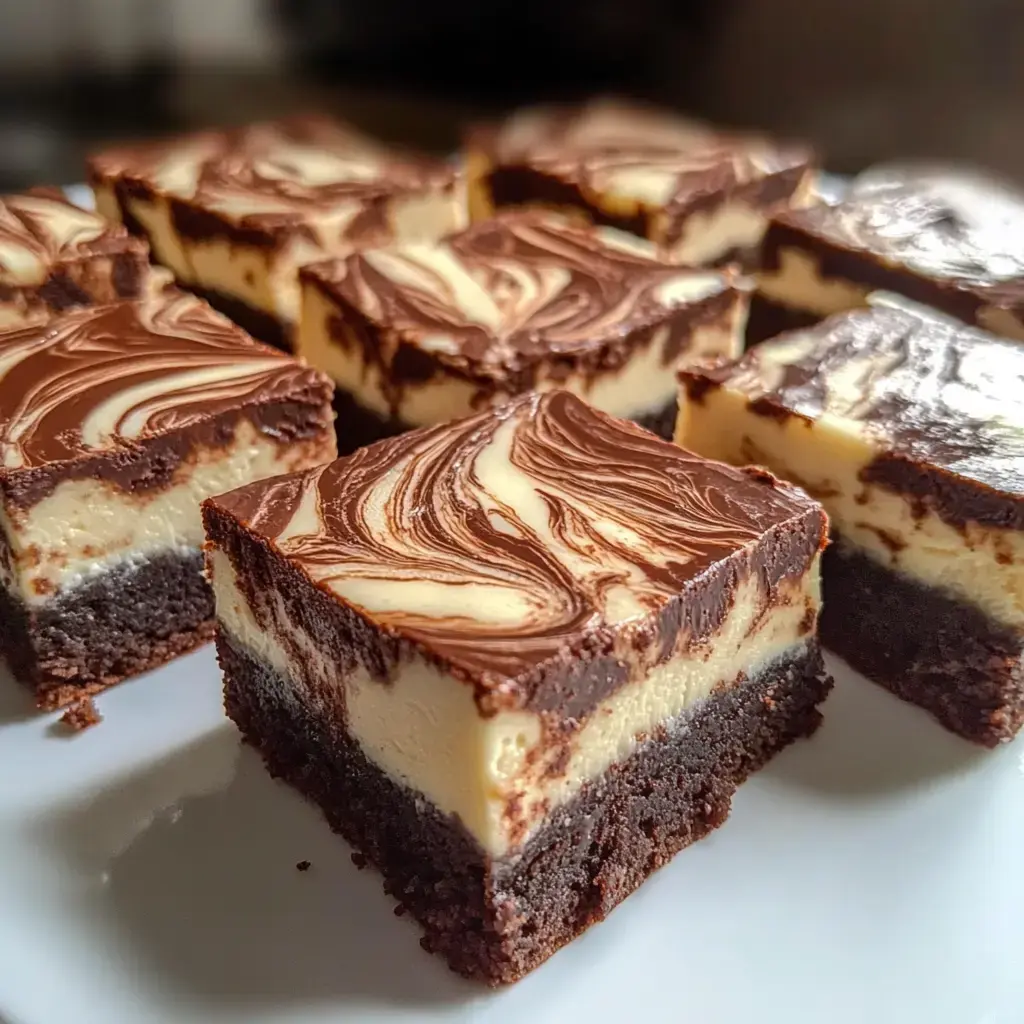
[1, 650, 1021, 1024]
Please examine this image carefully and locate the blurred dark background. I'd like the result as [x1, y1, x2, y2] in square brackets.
[1, 0, 1022, 189]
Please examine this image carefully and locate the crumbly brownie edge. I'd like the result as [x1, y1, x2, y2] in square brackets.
[1, 550, 215, 710]
[820, 537, 1024, 745]
[218, 634, 831, 985]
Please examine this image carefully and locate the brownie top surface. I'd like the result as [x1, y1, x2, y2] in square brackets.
[210, 389, 821, 680]
[304, 212, 736, 375]
[0, 187, 144, 287]
[0, 291, 326, 470]
[776, 168, 1024, 298]
[685, 306, 1024, 498]
[88, 116, 455, 231]
[471, 98, 810, 211]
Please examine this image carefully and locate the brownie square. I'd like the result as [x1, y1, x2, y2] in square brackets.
[678, 305, 1024, 744]
[750, 167, 1024, 345]
[203, 389, 831, 983]
[465, 99, 813, 267]
[0, 291, 336, 709]
[0, 187, 151, 328]
[87, 117, 466, 350]
[299, 211, 748, 452]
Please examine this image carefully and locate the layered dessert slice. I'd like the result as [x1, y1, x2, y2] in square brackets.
[0, 292, 336, 710]
[203, 389, 832, 984]
[0, 187, 151, 328]
[465, 98, 813, 266]
[299, 211, 747, 450]
[87, 117, 465, 350]
[677, 306, 1024, 745]
[750, 167, 1024, 345]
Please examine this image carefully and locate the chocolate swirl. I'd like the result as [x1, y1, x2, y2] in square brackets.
[215, 391, 817, 677]
[89, 118, 456, 232]
[0, 292, 327, 468]
[309, 212, 735, 374]
[477, 100, 810, 210]
[0, 188, 142, 286]
[782, 168, 1024, 291]
[697, 306, 1024, 495]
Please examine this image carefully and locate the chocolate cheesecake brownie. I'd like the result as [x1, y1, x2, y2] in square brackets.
[750, 167, 1024, 345]
[299, 211, 747, 451]
[87, 117, 465, 350]
[677, 306, 1024, 745]
[465, 99, 814, 267]
[0, 187, 151, 328]
[203, 390, 832, 984]
[0, 292, 336, 710]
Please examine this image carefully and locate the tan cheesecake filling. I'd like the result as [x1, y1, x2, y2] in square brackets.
[759, 245, 1024, 343]
[0, 419, 330, 605]
[94, 184, 464, 329]
[298, 262, 746, 427]
[210, 547, 819, 859]
[676, 385, 1024, 631]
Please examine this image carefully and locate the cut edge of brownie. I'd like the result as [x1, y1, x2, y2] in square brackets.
[821, 537, 1024, 746]
[217, 632, 831, 984]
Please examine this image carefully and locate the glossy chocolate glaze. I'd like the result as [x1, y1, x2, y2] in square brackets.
[681, 306, 1024, 530]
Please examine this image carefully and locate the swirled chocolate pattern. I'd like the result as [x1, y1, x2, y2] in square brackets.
[308, 212, 735, 372]
[215, 390, 816, 677]
[88, 117, 456, 234]
[0, 292, 326, 468]
[477, 100, 810, 210]
[0, 188, 143, 286]
[781, 168, 1024, 293]
[709, 306, 1024, 494]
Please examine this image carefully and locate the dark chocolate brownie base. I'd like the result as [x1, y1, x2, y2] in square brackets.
[185, 283, 292, 351]
[333, 388, 680, 455]
[0, 550, 215, 710]
[745, 294, 826, 348]
[219, 635, 831, 984]
[633, 397, 678, 440]
[821, 539, 1024, 745]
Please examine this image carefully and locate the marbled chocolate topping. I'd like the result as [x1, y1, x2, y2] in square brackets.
[210, 390, 822, 682]
[474, 100, 810, 213]
[88, 117, 456, 241]
[306, 212, 738, 376]
[0, 291, 329, 469]
[682, 306, 1024, 501]
[777, 169, 1024, 295]
[0, 188, 146, 286]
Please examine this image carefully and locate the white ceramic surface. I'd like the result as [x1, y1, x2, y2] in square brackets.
[0, 649, 1021, 1024]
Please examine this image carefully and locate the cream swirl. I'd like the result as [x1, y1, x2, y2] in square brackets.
[307, 212, 736, 375]
[0, 292, 327, 469]
[88, 117, 457, 230]
[480, 100, 810, 210]
[215, 390, 818, 678]
[0, 188, 141, 286]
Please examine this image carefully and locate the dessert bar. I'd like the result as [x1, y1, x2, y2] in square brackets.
[465, 99, 813, 267]
[203, 389, 831, 983]
[677, 306, 1024, 745]
[749, 168, 1024, 345]
[299, 211, 747, 450]
[0, 187, 151, 328]
[0, 292, 336, 709]
[88, 117, 465, 350]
